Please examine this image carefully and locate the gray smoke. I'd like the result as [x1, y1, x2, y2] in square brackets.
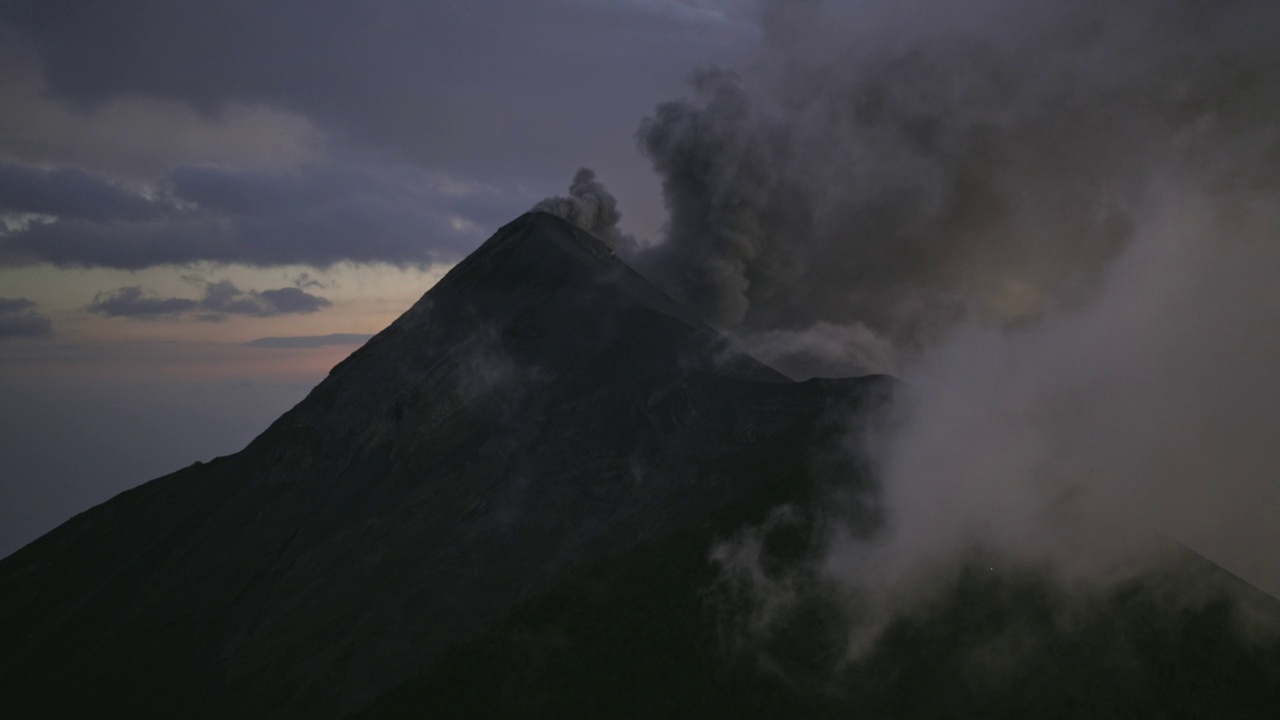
[634, 0, 1280, 363]
[716, 179, 1280, 667]
[532, 167, 634, 250]
[836, 178, 1280, 597]
[683, 0, 1280, 673]
[726, 321, 900, 379]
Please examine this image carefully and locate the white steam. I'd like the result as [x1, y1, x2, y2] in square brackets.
[832, 181, 1280, 598]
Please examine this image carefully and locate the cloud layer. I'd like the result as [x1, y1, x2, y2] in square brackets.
[88, 281, 331, 321]
[0, 160, 516, 269]
[1, 0, 752, 251]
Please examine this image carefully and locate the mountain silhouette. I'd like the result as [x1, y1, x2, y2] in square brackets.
[0, 213, 890, 718]
[2, 212, 1277, 719]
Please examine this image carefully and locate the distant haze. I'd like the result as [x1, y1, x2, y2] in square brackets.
[0, 377, 313, 557]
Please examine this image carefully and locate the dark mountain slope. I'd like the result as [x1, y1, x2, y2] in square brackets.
[0, 212, 891, 719]
[358, 533, 1280, 720]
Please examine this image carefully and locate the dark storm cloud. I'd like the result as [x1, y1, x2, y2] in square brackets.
[3, 0, 744, 195]
[0, 0, 745, 270]
[3, 215, 226, 268]
[247, 333, 373, 349]
[169, 165, 348, 218]
[88, 281, 330, 320]
[0, 160, 514, 268]
[0, 297, 52, 338]
[0, 162, 166, 221]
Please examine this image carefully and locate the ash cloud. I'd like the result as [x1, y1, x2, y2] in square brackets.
[633, 0, 1280, 353]
[683, 0, 1280, 674]
[0, 297, 52, 338]
[532, 168, 634, 250]
[88, 281, 331, 320]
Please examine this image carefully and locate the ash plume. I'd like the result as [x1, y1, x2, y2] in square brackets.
[633, 0, 1280, 356]
[532, 167, 633, 250]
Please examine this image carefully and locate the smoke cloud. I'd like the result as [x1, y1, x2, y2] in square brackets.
[633, 0, 1280, 358]
[668, 0, 1280, 676]
[715, 178, 1280, 672]
[532, 168, 634, 250]
[840, 179, 1280, 591]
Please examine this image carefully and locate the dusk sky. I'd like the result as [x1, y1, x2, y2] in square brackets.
[0, 0, 754, 555]
[2, 0, 1278, 602]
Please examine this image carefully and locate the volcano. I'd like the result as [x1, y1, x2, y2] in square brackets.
[0, 213, 889, 717]
[1, 212, 1277, 719]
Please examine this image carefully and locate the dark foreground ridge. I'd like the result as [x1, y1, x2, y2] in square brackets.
[2, 213, 1278, 719]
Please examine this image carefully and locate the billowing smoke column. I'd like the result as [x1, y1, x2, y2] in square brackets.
[532, 167, 633, 250]
[633, 0, 1280, 375]
[535, 1, 1280, 615]
[635, 66, 809, 330]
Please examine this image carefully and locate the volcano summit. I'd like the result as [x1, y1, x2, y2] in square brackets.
[0, 213, 889, 717]
[1, 213, 1276, 719]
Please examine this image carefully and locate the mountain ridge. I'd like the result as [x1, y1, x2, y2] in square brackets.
[5, 211, 1276, 719]
[0, 212, 890, 718]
